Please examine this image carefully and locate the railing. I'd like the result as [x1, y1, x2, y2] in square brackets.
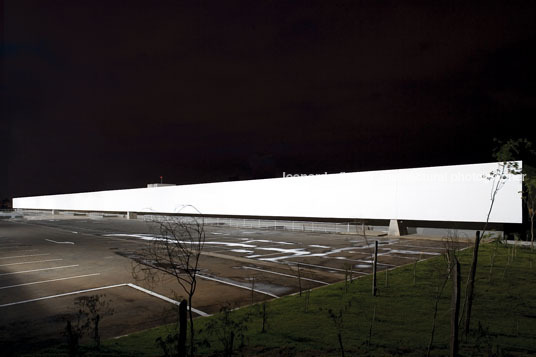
[141, 215, 380, 234]
[0, 209, 23, 219]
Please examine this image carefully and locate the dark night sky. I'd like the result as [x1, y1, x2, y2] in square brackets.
[3, 0, 536, 199]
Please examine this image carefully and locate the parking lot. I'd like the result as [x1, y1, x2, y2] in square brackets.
[0, 214, 469, 354]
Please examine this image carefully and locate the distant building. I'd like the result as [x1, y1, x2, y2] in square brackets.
[147, 183, 176, 188]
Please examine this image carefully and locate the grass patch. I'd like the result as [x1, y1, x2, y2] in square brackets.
[33, 242, 536, 356]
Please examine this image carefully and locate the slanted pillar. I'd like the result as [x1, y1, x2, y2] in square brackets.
[127, 211, 137, 220]
[388, 219, 408, 236]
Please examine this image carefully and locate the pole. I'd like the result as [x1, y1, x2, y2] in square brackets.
[450, 257, 460, 357]
[372, 240, 378, 296]
[178, 299, 187, 357]
[464, 230, 481, 337]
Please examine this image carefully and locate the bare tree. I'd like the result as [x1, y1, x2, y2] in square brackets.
[64, 294, 114, 355]
[203, 304, 252, 357]
[450, 254, 461, 357]
[522, 165, 536, 250]
[426, 254, 452, 357]
[288, 262, 303, 296]
[462, 139, 522, 338]
[426, 230, 459, 357]
[132, 212, 205, 357]
[492, 139, 536, 250]
[328, 307, 346, 357]
[75, 294, 114, 349]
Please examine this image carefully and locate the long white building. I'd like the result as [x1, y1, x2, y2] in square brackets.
[13, 162, 523, 234]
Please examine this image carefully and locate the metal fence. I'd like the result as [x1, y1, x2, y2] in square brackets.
[140, 215, 380, 234]
[8, 209, 126, 219]
[0, 209, 24, 219]
[205, 217, 375, 233]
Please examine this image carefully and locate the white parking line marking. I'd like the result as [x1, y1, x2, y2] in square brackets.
[45, 239, 75, 245]
[377, 253, 426, 260]
[350, 259, 396, 267]
[0, 273, 101, 290]
[0, 281, 211, 316]
[126, 283, 210, 317]
[0, 253, 49, 260]
[0, 259, 63, 267]
[0, 249, 38, 254]
[0, 246, 31, 250]
[394, 244, 448, 250]
[0, 265, 79, 276]
[243, 266, 329, 285]
[285, 261, 368, 274]
[197, 274, 278, 298]
[380, 248, 441, 256]
[0, 283, 128, 308]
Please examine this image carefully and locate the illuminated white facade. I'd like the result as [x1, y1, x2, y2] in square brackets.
[13, 162, 523, 224]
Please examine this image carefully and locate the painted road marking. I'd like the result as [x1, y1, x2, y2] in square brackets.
[197, 274, 279, 298]
[0, 258, 63, 267]
[394, 243, 450, 250]
[0, 273, 101, 290]
[0, 281, 210, 317]
[347, 258, 396, 267]
[285, 261, 369, 274]
[0, 249, 38, 254]
[0, 253, 49, 260]
[126, 283, 210, 317]
[0, 245, 31, 250]
[45, 239, 75, 245]
[0, 265, 79, 276]
[243, 266, 329, 285]
[0, 283, 128, 307]
[377, 252, 428, 260]
[324, 256, 398, 267]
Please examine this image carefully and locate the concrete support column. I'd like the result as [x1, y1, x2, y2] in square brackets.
[127, 211, 137, 220]
[388, 219, 408, 236]
[51, 209, 58, 215]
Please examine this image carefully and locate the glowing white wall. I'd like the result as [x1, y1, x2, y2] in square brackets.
[13, 162, 523, 223]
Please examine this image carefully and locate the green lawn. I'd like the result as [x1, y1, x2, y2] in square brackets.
[35, 242, 536, 356]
